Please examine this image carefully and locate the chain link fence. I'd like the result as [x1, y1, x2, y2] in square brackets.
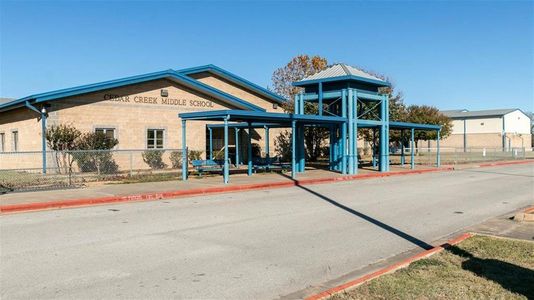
[0, 149, 187, 192]
[388, 147, 531, 166]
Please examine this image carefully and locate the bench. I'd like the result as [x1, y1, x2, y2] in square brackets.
[253, 157, 291, 173]
[191, 159, 230, 176]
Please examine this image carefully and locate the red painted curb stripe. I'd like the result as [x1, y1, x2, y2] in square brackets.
[305, 232, 473, 300]
[0, 167, 452, 214]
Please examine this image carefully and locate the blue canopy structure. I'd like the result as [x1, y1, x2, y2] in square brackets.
[179, 64, 442, 184]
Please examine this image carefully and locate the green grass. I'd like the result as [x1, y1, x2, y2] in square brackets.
[332, 235, 534, 300]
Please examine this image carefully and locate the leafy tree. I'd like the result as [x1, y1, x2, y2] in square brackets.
[405, 105, 452, 149]
[271, 55, 329, 161]
[46, 124, 82, 174]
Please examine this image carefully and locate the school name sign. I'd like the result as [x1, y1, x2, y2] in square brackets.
[104, 94, 215, 108]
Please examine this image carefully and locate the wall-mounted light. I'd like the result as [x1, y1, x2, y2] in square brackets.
[161, 89, 168, 97]
[273, 103, 278, 109]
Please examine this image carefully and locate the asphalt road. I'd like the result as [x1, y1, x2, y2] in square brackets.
[1, 164, 533, 299]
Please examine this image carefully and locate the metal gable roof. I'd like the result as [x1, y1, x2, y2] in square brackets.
[441, 108, 519, 118]
[293, 63, 390, 87]
[177, 64, 287, 104]
[0, 69, 266, 113]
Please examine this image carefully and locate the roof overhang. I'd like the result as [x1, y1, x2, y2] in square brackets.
[0, 69, 266, 113]
[293, 75, 391, 87]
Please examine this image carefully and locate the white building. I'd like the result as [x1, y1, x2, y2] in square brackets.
[440, 109, 532, 150]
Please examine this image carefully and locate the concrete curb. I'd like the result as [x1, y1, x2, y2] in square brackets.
[0, 167, 452, 214]
[305, 232, 473, 300]
[477, 160, 534, 168]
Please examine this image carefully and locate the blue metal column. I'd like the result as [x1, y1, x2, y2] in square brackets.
[299, 93, 304, 115]
[298, 124, 305, 173]
[372, 128, 377, 168]
[385, 95, 390, 171]
[182, 120, 188, 181]
[410, 128, 415, 170]
[41, 110, 47, 174]
[347, 89, 354, 174]
[223, 117, 229, 184]
[264, 126, 270, 159]
[341, 89, 347, 174]
[436, 129, 441, 167]
[209, 127, 213, 160]
[400, 129, 405, 166]
[294, 94, 299, 114]
[318, 82, 323, 116]
[329, 126, 334, 170]
[247, 123, 253, 176]
[379, 94, 389, 172]
[333, 126, 339, 171]
[235, 128, 240, 167]
[291, 120, 297, 179]
[354, 92, 359, 174]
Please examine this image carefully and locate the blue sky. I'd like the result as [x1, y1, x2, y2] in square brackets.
[1, 1, 532, 112]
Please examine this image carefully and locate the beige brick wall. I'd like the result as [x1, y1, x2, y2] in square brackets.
[0, 76, 289, 169]
[430, 133, 532, 150]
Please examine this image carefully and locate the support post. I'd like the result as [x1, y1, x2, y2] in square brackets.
[291, 120, 296, 179]
[299, 93, 304, 115]
[223, 117, 229, 184]
[400, 129, 405, 166]
[182, 120, 187, 181]
[341, 89, 347, 174]
[329, 126, 334, 170]
[209, 127, 213, 160]
[437, 129, 441, 167]
[294, 94, 299, 114]
[410, 128, 415, 170]
[379, 94, 389, 172]
[264, 126, 270, 159]
[298, 124, 305, 172]
[463, 119, 467, 153]
[372, 128, 377, 168]
[41, 110, 47, 174]
[235, 128, 240, 167]
[318, 82, 323, 116]
[247, 123, 253, 176]
[354, 92, 358, 174]
[347, 89, 354, 174]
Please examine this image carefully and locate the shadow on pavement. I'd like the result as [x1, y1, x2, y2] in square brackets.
[283, 172, 533, 297]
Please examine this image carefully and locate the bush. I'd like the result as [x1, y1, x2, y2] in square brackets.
[170, 151, 183, 168]
[142, 150, 167, 169]
[74, 132, 119, 175]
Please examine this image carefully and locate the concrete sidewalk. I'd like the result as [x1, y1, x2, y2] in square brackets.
[0, 165, 443, 208]
[1, 160, 531, 213]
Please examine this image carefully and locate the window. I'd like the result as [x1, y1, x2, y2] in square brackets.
[12, 130, 18, 152]
[95, 128, 115, 140]
[147, 129, 164, 149]
[0, 132, 5, 152]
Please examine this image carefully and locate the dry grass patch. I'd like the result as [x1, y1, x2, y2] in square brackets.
[332, 235, 534, 300]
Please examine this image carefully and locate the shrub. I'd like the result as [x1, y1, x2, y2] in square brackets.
[74, 132, 119, 175]
[170, 151, 183, 168]
[142, 150, 167, 169]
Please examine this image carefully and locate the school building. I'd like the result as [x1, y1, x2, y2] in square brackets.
[439, 109, 532, 150]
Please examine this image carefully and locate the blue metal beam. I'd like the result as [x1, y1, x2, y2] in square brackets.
[347, 89, 354, 174]
[341, 89, 347, 174]
[318, 82, 323, 116]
